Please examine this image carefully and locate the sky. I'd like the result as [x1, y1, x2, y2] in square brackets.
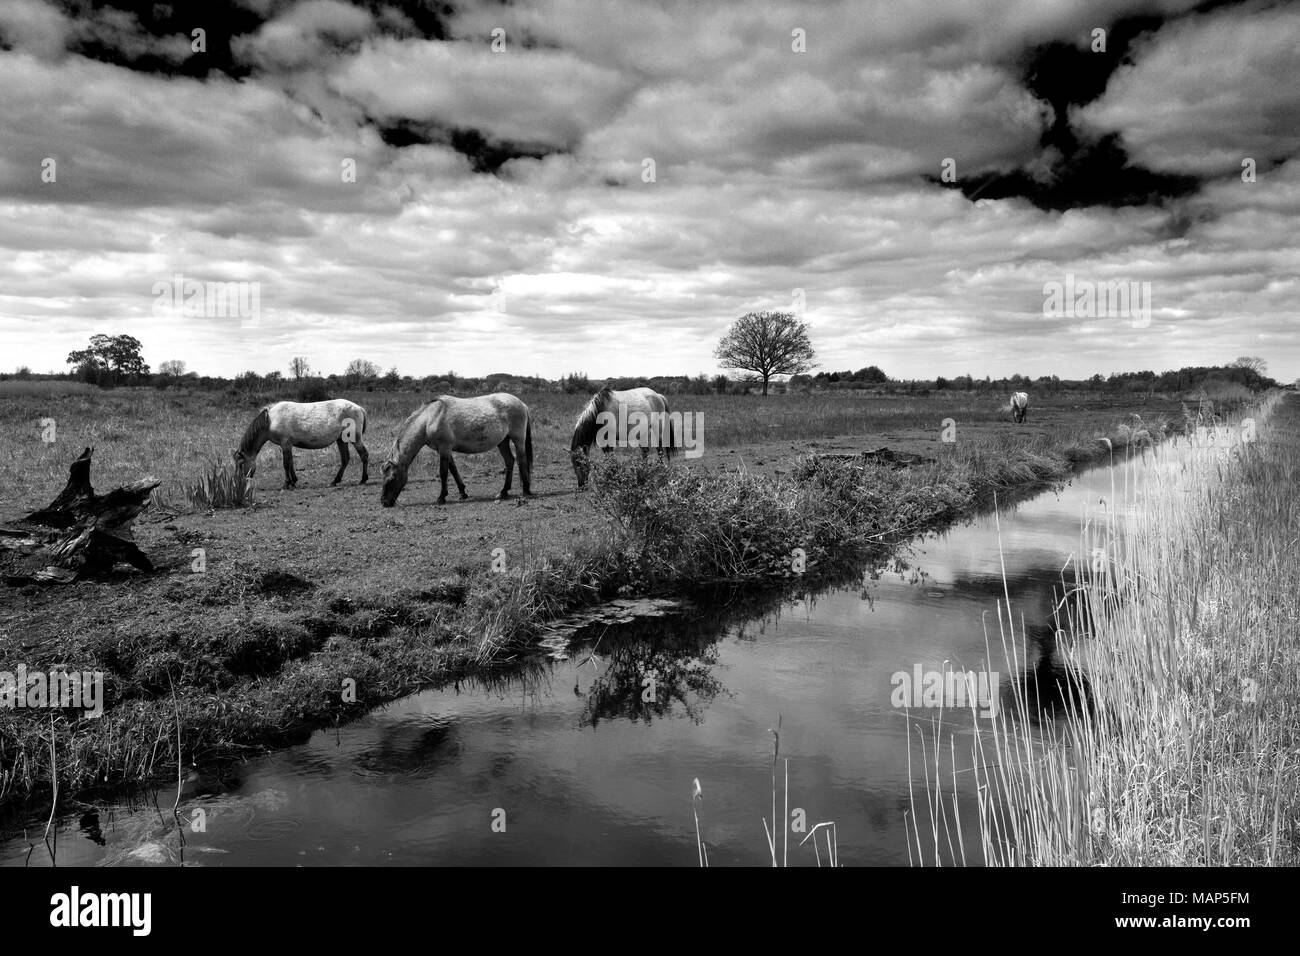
[0, 0, 1296, 382]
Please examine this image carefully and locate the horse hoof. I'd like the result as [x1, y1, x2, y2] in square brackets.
[460, 493, 469, 500]
[436, 497, 447, 505]
[498, 492, 510, 500]
[359, 478, 368, 485]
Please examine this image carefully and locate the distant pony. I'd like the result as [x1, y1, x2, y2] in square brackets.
[234, 399, 369, 489]
[380, 393, 532, 507]
[1010, 391, 1029, 424]
[570, 385, 675, 488]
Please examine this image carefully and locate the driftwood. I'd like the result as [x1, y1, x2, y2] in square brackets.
[821, 446, 936, 469]
[1, 447, 160, 585]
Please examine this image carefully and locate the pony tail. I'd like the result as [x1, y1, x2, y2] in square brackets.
[526, 417, 533, 470]
[662, 400, 675, 459]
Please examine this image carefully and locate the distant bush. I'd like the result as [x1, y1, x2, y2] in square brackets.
[297, 379, 332, 402]
[562, 372, 591, 394]
[1194, 379, 1252, 404]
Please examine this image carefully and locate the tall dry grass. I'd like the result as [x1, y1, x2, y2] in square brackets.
[912, 390, 1298, 865]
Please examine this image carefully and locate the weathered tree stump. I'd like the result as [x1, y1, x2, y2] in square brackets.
[817, 446, 937, 469]
[1, 447, 161, 585]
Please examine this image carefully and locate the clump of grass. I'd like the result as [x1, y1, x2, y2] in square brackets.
[184, 460, 253, 509]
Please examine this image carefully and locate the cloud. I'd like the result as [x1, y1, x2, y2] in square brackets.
[0, 0, 72, 59]
[1075, 3, 1300, 176]
[234, 0, 378, 71]
[331, 37, 635, 150]
[0, 0, 1297, 382]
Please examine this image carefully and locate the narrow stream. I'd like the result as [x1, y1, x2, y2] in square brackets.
[4, 441, 1194, 867]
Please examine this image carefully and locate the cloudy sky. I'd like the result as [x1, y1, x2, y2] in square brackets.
[1, 0, 1296, 381]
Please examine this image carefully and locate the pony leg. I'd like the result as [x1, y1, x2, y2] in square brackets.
[282, 446, 297, 488]
[497, 437, 514, 499]
[446, 455, 469, 500]
[512, 435, 531, 496]
[332, 437, 349, 486]
[355, 439, 369, 484]
[437, 454, 450, 504]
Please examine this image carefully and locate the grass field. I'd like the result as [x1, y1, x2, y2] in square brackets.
[0, 385, 1213, 812]
[0, 384, 1185, 510]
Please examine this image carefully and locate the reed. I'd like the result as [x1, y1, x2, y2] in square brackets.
[183, 460, 254, 509]
[912, 390, 1298, 865]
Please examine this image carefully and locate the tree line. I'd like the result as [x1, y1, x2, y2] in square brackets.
[7, 326, 1280, 397]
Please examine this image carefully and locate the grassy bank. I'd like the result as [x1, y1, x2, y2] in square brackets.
[0, 401, 1189, 817]
[913, 391, 1297, 865]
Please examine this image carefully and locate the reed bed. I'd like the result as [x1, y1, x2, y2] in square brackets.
[911, 390, 1298, 866]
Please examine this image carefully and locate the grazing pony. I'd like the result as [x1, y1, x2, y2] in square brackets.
[233, 399, 369, 489]
[570, 385, 675, 488]
[1010, 391, 1029, 424]
[380, 393, 532, 507]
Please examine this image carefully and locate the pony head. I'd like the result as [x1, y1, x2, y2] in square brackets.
[232, 448, 256, 479]
[380, 459, 407, 506]
[570, 449, 592, 488]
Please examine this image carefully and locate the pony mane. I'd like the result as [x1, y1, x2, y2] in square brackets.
[571, 386, 614, 452]
[385, 399, 439, 466]
[239, 406, 271, 455]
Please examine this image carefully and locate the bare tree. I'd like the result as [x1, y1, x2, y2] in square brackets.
[714, 311, 816, 395]
[1233, 356, 1267, 375]
[289, 356, 311, 380]
[158, 359, 186, 377]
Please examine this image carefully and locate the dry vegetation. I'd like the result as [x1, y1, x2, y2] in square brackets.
[913, 390, 1297, 866]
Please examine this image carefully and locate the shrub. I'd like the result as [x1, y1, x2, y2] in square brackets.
[297, 379, 332, 402]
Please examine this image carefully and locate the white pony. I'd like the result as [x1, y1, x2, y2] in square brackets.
[1010, 391, 1029, 424]
[233, 399, 369, 488]
[380, 393, 532, 507]
[569, 385, 675, 488]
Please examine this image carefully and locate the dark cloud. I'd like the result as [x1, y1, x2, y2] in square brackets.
[14, 1, 452, 78]
[375, 119, 560, 172]
[938, 6, 1255, 210]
